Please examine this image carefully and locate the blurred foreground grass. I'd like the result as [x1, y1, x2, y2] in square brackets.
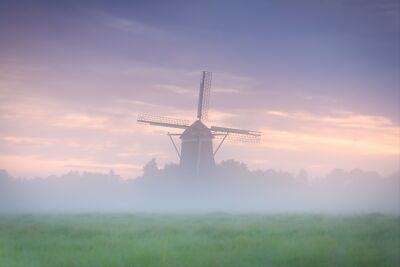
[0, 214, 399, 267]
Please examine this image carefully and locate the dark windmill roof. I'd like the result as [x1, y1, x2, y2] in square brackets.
[181, 120, 214, 139]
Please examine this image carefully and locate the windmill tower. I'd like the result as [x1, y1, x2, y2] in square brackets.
[137, 71, 261, 176]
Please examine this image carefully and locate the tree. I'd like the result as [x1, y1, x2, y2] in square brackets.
[142, 158, 159, 177]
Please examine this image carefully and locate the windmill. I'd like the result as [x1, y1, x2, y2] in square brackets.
[137, 71, 261, 176]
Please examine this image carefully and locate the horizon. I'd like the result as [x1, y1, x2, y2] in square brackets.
[1, 161, 399, 214]
[1, 161, 398, 181]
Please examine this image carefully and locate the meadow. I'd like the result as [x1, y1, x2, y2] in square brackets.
[0, 214, 399, 267]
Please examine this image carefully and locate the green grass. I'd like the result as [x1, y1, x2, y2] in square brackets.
[0, 214, 399, 267]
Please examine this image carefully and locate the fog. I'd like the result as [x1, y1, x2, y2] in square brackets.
[0, 160, 399, 214]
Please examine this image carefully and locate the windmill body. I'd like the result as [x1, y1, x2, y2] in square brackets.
[137, 71, 261, 176]
[180, 120, 215, 175]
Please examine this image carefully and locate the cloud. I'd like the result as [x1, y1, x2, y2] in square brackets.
[0, 136, 54, 146]
[99, 13, 167, 38]
[198, 109, 239, 125]
[155, 84, 197, 96]
[113, 99, 160, 108]
[53, 113, 108, 129]
[0, 155, 142, 179]
[267, 111, 289, 117]
[259, 128, 397, 155]
[261, 110, 399, 156]
[291, 111, 395, 130]
[212, 87, 241, 94]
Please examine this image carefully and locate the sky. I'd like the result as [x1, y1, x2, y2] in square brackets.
[0, 0, 399, 179]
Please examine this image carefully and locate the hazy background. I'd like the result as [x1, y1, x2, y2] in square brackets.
[0, 161, 399, 213]
[0, 0, 399, 213]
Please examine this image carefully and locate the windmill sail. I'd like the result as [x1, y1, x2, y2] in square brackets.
[137, 113, 190, 130]
[210, 126, 261, 136]
[197, 71, 212, 121]
[211, 125, 261, 143]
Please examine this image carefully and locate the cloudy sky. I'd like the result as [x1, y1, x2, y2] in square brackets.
[0, 0, 399, 178]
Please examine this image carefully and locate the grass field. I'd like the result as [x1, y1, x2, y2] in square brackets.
[0, 214, 399, 267]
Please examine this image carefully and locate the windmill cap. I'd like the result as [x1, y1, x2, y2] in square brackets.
[180, 120, 214, 139]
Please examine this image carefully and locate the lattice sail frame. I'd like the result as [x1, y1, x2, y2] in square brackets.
[200, 71, 212, 121]
[137, 113, 190, 129]
[213, 133, 261, 144]
[211, 125, 262, 144]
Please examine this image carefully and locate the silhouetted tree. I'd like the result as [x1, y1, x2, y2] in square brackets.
[0, 169, 10, 188]
[143, 158, 159, 177]
[218, 159, 248, 174]
[295, 169, 308, 186]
